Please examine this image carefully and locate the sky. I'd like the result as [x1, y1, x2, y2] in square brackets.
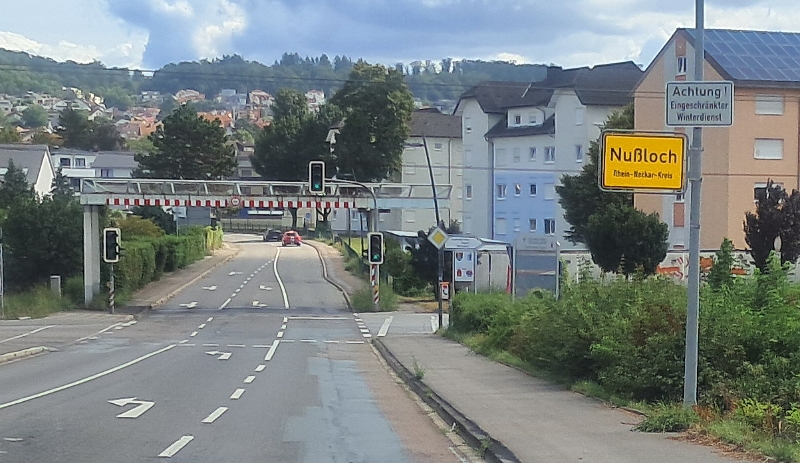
[0, 0, 798, 71]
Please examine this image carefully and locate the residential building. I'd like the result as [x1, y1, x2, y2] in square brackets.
[306, 90, 325, 112]
[92, 152, 137, 179]
[393, 108, 462, 231]
[455, 62, 643, 244]
[635, 28, 800, 250]
[0, 144, 56, 197]
[175, 89, 205, 104]
[49, 148, 98, 191]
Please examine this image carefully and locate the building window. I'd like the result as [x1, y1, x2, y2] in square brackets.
[60, 158, 71, 167]
[755, 95, 784, 115]
[74, 158, 86, 167]
[575, 145, 583, 163]
[513, 147, 520, 163]
[465, 117, 472, 134]
[69, 177, 81, 191]
[754, 183, 784, 204]
[514, 183, 521, 196]
[434, 142, 443, 151]
[529, 184, 537, 196]
[528, 113, 538, 125]
[544, 219, 556, 235]
[496, 184, 507, 199]
[514, 114, 521, 125]
[677, 56, 688, 76]
[513, 218, 521, 231]
[241, 186, 252, 195]
[529, 219, 537, 231]
[544, 183, 555, 200]
[545, 146, 555, 163]
[100, 168, 113, 178]
[465, 184, 473, 199]
[405, 210, 416, 223]
[529, 147, 536, 162]
[575, 108, 585, 125]
[754, 138, 783, 160]
[496, 218, 507, 235]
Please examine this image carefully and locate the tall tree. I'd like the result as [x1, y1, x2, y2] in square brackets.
[556, 104, 634, 243]
[57, 107, 94, 149]
[21, 104, 49, 128]
[135, 104, 236, 180]
[0, 125, 20, 143]
[329, 62, 415, 182]
[744, 180, 800, 271]
[0, 160, 35, 209]
[51, 167, 74, 200]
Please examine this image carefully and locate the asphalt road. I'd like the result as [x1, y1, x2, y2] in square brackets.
[0, 235, 474, 463]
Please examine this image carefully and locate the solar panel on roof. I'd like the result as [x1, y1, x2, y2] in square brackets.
[691, 29, 800, 82]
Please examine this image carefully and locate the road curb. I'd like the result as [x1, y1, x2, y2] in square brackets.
[306, 240, 353, 311]
[0, 346, 48, 365]
[126, 244, 242, 318]
[373, 338, 520, 463]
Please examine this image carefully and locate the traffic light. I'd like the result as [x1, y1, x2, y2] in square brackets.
[309, 160, 325, 193]
[103, 227, 121, 263]
[367, 232, 384, 265]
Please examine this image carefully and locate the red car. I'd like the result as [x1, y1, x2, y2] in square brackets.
[282, 230, 302, 246]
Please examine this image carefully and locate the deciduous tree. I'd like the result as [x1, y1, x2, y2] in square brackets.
[744, 180, 800, 272]
[135, 104, 236, 180]
[21, 104, 48, 128]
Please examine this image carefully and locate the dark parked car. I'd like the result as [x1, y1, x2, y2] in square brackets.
[263, 229, 283, 242]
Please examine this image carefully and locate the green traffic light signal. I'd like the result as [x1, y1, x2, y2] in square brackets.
[309, 161, 325, 193]
[368, 232, 383, 264]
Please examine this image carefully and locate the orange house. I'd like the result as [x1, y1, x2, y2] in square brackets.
[635, 28, 800, 250]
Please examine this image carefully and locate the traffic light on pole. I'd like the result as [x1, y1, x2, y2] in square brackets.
[309, 160, 325, 193]
[367, 232, 384, 265]
[103, 228, 121, 263]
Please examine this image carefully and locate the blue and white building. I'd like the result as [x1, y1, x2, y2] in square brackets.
[454, 62, 643, 246]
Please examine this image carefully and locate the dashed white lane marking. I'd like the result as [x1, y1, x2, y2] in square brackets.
[227, 344, 246, 348]
[300, 339, 317, 343]
[431, 315, 438, 333]
[202, 343, 219, 347]
[244, 375, 255, 384]
[201, 407, 228, 424]
[283, 317, 288, 323]
[198, 324, 206, 329]
[377, 316, 394, 337]
[75, 322, 125, 343]
[281, 324, 287, 330]
[206, 317, 214, 322]
[230, 388, 245, 400]
[354, 318, 363, 323]
[252, 345, 270, 348]
[219, 298, 232, 310]
[0, 344, 176, 411]
[190, 332, 198, 337]
[273, 248, 290, 309]
[178, 343, 195, 347]
[362, 333, 373, 338]
[281, 340, 295, 343]
[234, 288, 241, 293]
[255, 364, 266, 372]
[238, 284, 244, 289]
[218, 352, 232, 360]
[277, 331, 284, 338]
[346, 341, 365, 344]
[288, 316, 350, 320]
[158, 435, 194, 458]
[265, 340, 280, 361]
[325, 340, 340, 344]
[179, 340, 189, 344]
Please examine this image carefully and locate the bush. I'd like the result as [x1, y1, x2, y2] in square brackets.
[351, 283, 398, 312]
[63, 275, 84, 305]
[636, 404, 700, 432]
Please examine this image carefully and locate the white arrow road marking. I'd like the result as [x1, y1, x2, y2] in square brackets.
[202, 286, 217, 291]
[108, 397, 155, 418]
[259, 285, 273, 290]
[218, 352, 232, 360]
[202, 407, 228, 423]
[228, 271, 242, 276]
[244, 375, 255, 384]
[230, 388, 245, 400]
[378, 316, 394, 337]
[265, 340, 280, 361]
[159, 435, 193, 458]
[179, 302, 198, 309]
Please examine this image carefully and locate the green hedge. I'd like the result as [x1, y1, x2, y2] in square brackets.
[113, 227, 223, 296]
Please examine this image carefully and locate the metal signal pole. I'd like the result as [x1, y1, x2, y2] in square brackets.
[422, 134, 444, 330]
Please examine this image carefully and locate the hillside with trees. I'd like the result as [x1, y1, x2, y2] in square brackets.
[0, 48, 553, 103]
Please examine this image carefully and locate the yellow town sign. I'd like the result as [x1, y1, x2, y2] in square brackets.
[599, 131, 687, 193]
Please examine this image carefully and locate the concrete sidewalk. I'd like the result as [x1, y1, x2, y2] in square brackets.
[377, 335, 747, 463]
[0, 243, 240, 362]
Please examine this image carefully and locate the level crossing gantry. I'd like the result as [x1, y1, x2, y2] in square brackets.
[80, 178, 452, 304]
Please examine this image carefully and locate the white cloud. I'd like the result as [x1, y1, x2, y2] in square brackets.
[192, 1, 247, 59]
[0, 30, 146, 68]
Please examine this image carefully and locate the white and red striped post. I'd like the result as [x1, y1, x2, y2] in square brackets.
[370, 264, 380, 310]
